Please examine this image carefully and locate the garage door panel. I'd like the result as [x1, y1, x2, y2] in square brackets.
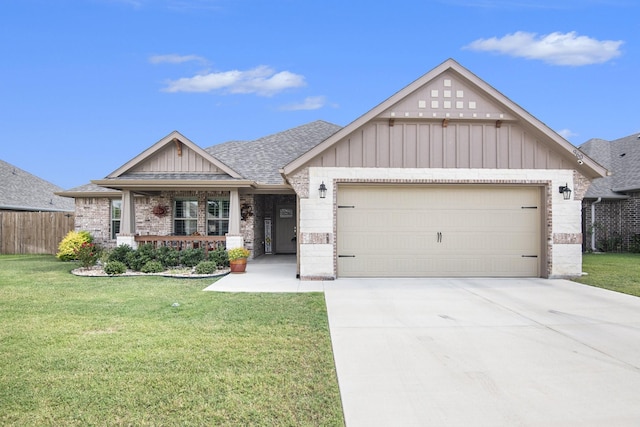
[337, 185, 541, 277]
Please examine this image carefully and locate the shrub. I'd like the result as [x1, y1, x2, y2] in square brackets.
[57, 231, 93, 261]
[126, 244, 156, 271]
[75, 242, 100, 268]
[630, 234, 640, 253]
[141, 260, 164, 274]
[180, 248, 205, 267]
[104, 260, 127, 275]
[108, 244, 134, 264]
[195, 261, 218, 274]
[208, 245, 229, 268]
[156, 246, 180, 268]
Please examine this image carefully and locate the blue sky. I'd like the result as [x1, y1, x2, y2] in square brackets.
[1, 0, 638, 189]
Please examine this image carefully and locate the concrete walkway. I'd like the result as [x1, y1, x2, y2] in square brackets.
[205, 259, 640, 426]
[203, 254, 325, 293]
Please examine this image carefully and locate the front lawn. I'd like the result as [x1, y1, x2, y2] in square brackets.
[573, 252, 640, 297]
[0, 255, 344, 426]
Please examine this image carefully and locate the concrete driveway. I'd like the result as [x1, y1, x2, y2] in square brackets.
[324, 278, 640, 426]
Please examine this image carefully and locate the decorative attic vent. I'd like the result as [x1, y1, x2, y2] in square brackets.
[172, 138, 183, 156]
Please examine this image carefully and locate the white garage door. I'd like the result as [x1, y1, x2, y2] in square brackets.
[337, 185, 542, 277]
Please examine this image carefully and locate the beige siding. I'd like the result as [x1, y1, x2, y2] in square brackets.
[130, 142, 224, 174]
[305, 70, 575, 172]
[309, 121, 572, 171]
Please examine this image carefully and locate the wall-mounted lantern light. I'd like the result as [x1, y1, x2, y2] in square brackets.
[318, 181, 327, 199]
[559, 183, 572, 200]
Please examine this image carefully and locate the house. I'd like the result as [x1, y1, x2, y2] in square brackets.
[1, 159, 74, 212]
[59, 59, 607, 279]
[579, 133, 640, 252]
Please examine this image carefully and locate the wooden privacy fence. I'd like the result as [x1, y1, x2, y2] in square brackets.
[0, 211, 75, 255]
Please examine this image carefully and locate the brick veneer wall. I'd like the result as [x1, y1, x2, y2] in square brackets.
[74, 190, 258, 256]
[583, 191, 640, 252]
[74, 197, 113, 246]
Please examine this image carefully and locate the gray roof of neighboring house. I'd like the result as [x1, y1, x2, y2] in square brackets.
[580, 132, 640, 199]
[205, 120, 342, 184]
[0, 159, 75, 211]
[62, 182, 121, 194]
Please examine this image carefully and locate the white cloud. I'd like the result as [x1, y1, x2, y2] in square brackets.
[149, 54, 207, 65]
[557, 128, 578, 140]
[280, 96, 328, 111]
[465, 31, 623, 65]
[162, 65, 306, 96]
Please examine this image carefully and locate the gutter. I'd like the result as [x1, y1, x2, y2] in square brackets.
[591, 197, 602, 252]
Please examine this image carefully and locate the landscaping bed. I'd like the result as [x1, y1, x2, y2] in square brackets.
[71, 264, 230, 278]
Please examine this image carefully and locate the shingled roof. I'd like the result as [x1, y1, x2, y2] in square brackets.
[205, 120, 342, 184]
[580, 132, 640, 199]
[0, 159, 75, 211]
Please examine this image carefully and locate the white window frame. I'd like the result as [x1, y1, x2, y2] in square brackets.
[111, 199, 121, 240]
[207, 197, 230, 236]
[174, 199, 198, 235]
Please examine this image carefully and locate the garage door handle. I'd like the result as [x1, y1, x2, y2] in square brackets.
[437, 232, 442, 243]
[338, 255, 356, 258]
[521, 255, 538, 258]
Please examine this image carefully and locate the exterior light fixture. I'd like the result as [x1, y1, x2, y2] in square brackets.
[318, 182, 327, 199]
[559, 183, 572, 200]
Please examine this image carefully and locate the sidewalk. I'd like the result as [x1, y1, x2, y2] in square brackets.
[203, 254, 325, 293]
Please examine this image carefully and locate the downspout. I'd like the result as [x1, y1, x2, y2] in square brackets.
[591, 197, 602, 252]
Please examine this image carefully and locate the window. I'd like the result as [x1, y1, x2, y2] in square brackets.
[174, 199, 198, 235]
[207, 198, 229, 236]
[111, 199, 121, 240]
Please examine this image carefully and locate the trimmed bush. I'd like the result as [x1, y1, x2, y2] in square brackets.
[57, 231, 93, 261]
[104, 261, 127, 275]
[107, 245, 134, 264]
[209, 246, 229, 268]
[156, 246, 180, 268]
[180, 248, 205, 267]
[195, 261, 218, 274]
[141, 260, 164, 274]
[126, 244, 156, 271]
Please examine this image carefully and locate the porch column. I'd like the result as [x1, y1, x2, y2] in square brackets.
[116, 190, 137, 248]
[226, 189, 244, 249]
[229, 189, 240, 234]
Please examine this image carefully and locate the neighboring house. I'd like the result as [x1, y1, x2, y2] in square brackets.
[59, 59, 606, 279]
[579, 133, 640, 252]
[1, 159, 75, 254]
[0, 159, 74, 212]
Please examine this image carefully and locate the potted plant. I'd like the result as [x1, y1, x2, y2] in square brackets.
[227, 247, 250, 273]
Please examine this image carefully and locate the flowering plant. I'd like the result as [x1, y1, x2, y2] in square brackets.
[227, 247, 250, 261]
[75, 242, 100, 268]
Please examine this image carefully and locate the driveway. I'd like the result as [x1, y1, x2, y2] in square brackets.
[324, 278, 640, 426]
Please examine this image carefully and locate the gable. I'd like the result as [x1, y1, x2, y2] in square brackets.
[108, 131, 241, 179]
[128, 139, 226, 174]
[284, 59, 607, 180]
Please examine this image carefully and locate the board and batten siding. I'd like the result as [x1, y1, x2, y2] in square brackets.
[129, 141, 225, 174]
[308, 121, 572, 171]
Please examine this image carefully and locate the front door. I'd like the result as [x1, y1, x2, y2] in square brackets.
[275, 205, 297, 253]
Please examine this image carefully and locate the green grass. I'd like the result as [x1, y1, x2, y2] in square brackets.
[0, 255, 344, 426]
[573, 252, 640, 297]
